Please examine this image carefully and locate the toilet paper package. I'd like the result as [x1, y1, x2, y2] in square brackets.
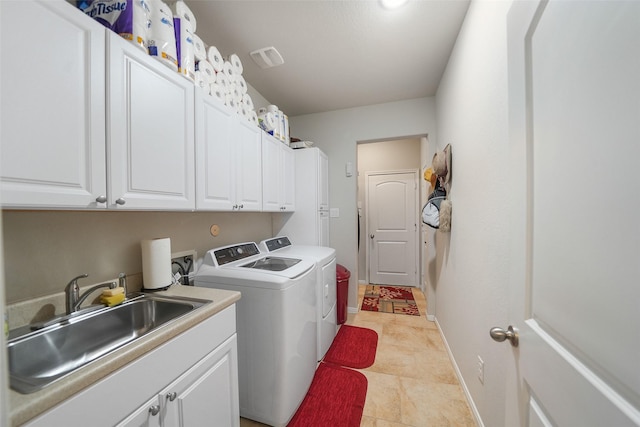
[258, 112, 277, 134]
[169, 0, 196, 31]
[147, 0, 178, 71]
[141, 237, 173, 290]
[77, 0, 150, 51]
[173, 16, 195, 80]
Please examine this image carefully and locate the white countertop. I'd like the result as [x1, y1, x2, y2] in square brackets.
[8, 285, 241, 426]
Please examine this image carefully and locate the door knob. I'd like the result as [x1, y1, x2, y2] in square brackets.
[149, 405, 160, 416]
[490, 325, 519, 347]
[95, 195, 107, 203]
[115, 198, 126, 205]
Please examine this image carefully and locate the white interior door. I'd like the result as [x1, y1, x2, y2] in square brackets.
[367, 171, 418, 286]
[503, 1, 640, 426]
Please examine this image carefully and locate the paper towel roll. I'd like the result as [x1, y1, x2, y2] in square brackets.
[223, 60, 236, 83]
[216, 70, 229, 91]
[242, 93, 254, 110]
[231, 83, 242, 101]
[148, 0, 178, 71]
[141, 238, 173, 290]
[194, 70, 210, 93]
[192, 34, 207, 62]
[207, 46, 224, 72]
[174, 16, 195, 80]
[210, 83, 226, 103]
[197, 59, 216, 83]
[237, 75, 248, 94]
[229, 53, 243, 75]
[170, 0, 196, 32]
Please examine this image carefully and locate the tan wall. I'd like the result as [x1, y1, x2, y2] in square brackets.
[2, 210, 274, 303]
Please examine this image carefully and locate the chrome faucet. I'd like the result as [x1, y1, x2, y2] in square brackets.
[64, 274, 117, 314]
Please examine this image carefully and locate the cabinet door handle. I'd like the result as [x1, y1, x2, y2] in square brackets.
[166, 392, 177, 401]
[95, 195, 107, 203]
[115, 198, 126, 205]
[239, 204, 244, 209]
[149, 405, 160, 416]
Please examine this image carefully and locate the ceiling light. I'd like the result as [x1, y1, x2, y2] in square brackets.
[249, 46, 284, 69]
[380, 0, 408, 9]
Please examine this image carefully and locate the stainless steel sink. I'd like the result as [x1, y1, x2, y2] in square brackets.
[8, 294, 210, 394]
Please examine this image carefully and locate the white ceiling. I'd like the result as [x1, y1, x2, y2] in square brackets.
[186, 0, 470, 116]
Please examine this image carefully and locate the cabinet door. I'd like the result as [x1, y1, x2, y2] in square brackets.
[162, 335, 239, 427]
[318, 150, 329, 211]
[281, 145, 296, 211]
[261, 134, 282, 212]
[108, 32, 195, 210]
[195, 90, 236, 210]
[116, 396, 162, 427]
[234, 120, 262, 211]
[0, 0, 107, 209]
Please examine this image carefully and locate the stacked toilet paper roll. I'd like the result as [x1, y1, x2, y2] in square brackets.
[141, 237, 173, 290]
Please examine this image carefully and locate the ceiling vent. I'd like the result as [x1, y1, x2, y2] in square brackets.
[249, 46, 284, 69]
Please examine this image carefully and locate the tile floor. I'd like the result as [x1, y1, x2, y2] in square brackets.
[240, 285, 477, 427]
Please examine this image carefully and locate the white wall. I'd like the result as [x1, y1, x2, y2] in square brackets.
[434, 0, 512, 425]
[289, 97, 436, 311]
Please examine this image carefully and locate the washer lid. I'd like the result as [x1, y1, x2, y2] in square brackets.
[241, 256, 300, 271]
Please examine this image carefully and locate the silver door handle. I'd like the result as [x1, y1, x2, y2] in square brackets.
[95, 195, 107, 203]
[115, 198, 126, 205]
[149, 405, 160, 416]
[490, 325, 519, 347]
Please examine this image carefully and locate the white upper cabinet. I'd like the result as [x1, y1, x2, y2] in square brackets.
[262, 134, 295, 212]
[234, 119, 263, 211]
[195, 91, 235, 210]
[107, 32, 195, 210]
[0, 1, 107, 209]
[195, 90, 262, 211]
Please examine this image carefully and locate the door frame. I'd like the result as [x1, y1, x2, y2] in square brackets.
[364, 169, 420, 286]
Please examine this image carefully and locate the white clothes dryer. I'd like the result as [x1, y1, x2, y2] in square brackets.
[195, 242, 317, 427]
[259, 236, 337, 361]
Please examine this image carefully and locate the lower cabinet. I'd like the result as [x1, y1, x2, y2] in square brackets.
[24, 305, 238, 427]
[118, 334, 239, 427]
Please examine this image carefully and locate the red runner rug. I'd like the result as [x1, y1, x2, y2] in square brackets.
[323, 324, 378, 369]
[360, 285, 420, 316]
[287, 362, 367, 427]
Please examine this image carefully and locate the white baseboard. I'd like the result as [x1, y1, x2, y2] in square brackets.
[358, 279, 367, 285]
[348, 306, 359, 314]
[434, 317, 484, 427]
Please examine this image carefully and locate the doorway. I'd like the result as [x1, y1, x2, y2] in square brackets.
[356, 137, 428, 288]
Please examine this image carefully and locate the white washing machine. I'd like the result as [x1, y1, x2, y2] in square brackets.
[259, 236, 337, 361]
[194, 242, 317, 427]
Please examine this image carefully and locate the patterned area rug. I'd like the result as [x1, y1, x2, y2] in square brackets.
[361, 285, 420, 316]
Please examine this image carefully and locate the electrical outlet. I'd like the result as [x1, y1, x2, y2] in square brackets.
[171, 250, 197, 285]
[477, 355, 485, 384]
